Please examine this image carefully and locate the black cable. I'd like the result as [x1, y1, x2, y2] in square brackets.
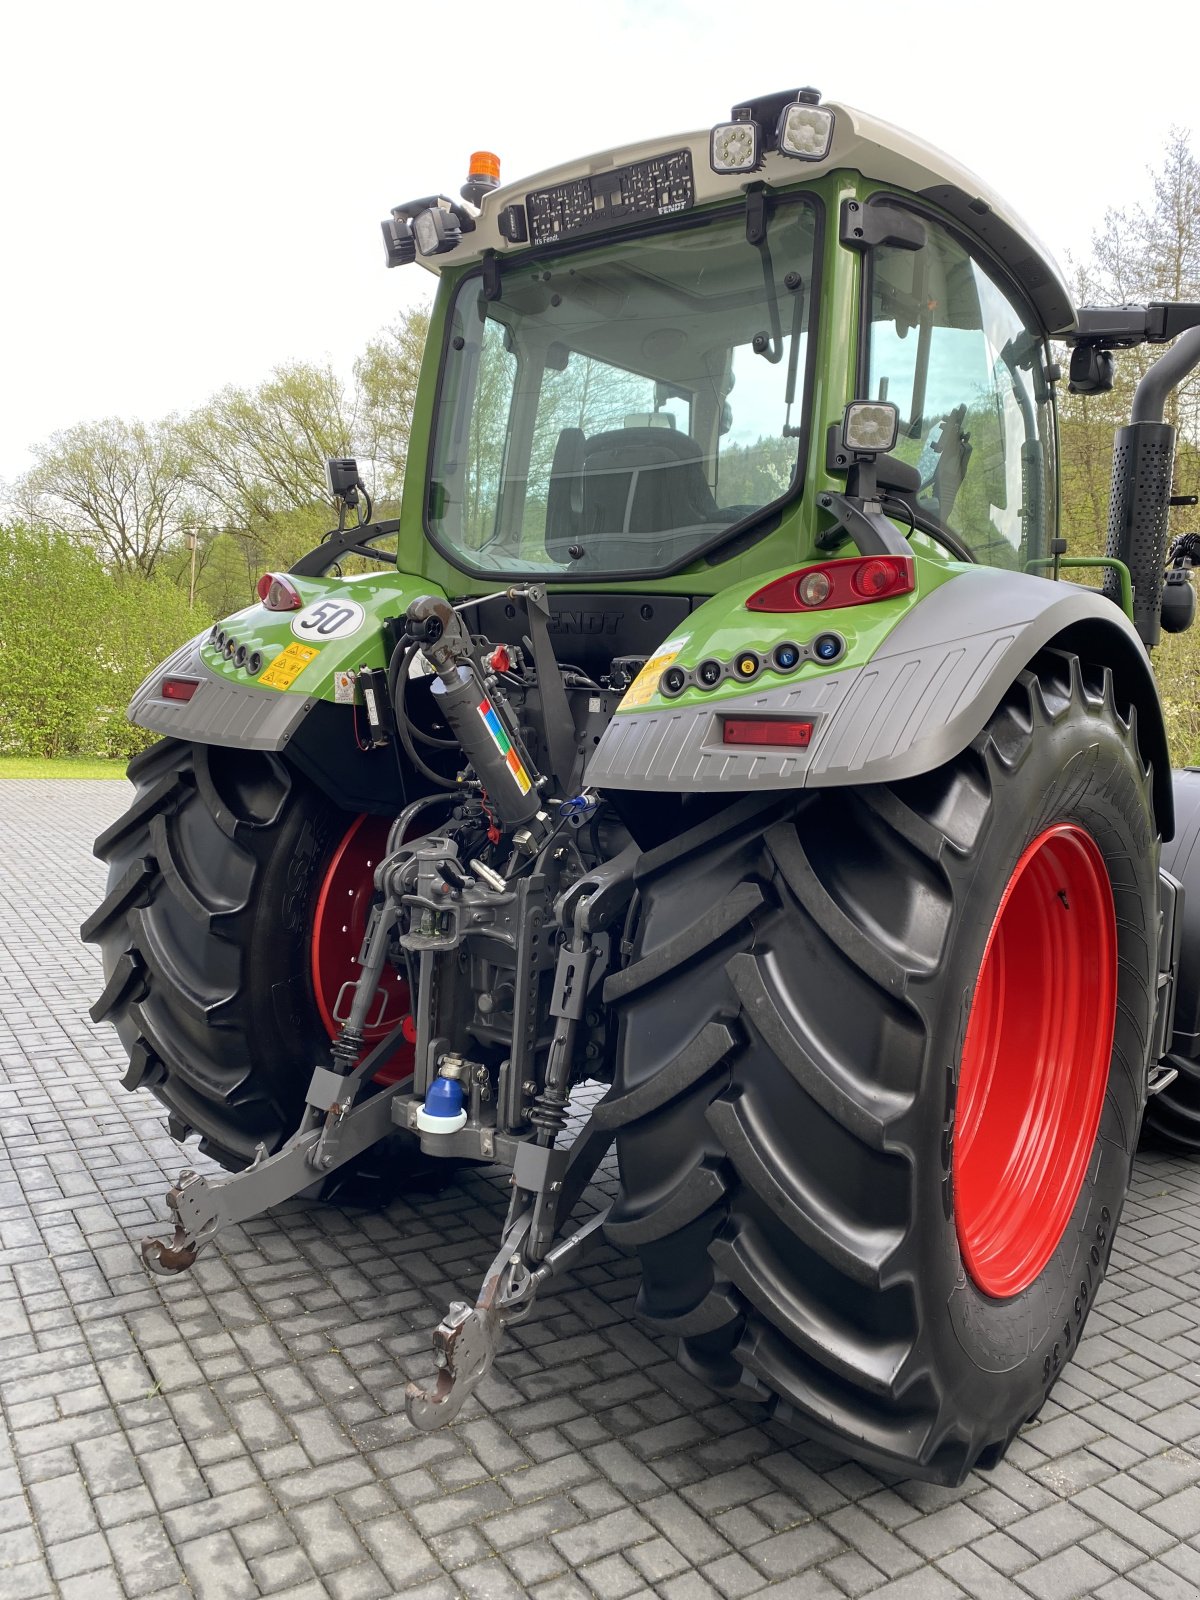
[881, 495, 976, 564]
[387, 793, 457, 854]
[386, 640, 461, 790]
[389, 642, 458, 748]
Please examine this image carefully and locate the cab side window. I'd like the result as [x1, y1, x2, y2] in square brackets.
[867, 216, 1055, 566]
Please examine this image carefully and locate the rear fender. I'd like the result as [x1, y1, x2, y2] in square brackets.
[127, 571, 443, 750]
[125, 572, 445, 812]
[586, 569, 1173, 840]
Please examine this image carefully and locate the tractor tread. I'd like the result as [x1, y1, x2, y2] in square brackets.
[83, 741, 339, 1170]
[89, 949, 147, 1025]
[724, 953, 903, 1147]
[591, 1021, 737, 1130]
[80, 856, 159, 943]
[603, 882, 766, 1002]
[605, 1161, 727, 1247]
[707, 1089, 902, 1286]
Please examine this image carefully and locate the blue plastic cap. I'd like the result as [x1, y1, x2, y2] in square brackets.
[424, 1074, 465, 1119]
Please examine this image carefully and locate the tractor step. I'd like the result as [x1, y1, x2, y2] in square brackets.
[1148, 1063, 1180, 1097]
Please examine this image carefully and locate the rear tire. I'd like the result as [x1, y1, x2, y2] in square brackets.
[606, 653, 1157, 1484]
[83, 738, 404, 1172]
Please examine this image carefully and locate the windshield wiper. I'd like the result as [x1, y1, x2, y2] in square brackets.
[782, 274, 806, 436]
[746, 186, 784, 365]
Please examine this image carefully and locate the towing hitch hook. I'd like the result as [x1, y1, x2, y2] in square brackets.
[139, 1170, 204, 1276]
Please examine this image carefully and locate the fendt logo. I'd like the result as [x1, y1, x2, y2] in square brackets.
[547, 610, 623, 635]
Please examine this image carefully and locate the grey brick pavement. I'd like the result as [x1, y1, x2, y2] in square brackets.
[3, 776, 1200, 1599]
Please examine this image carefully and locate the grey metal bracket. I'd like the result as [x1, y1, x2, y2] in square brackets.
[404, 1193, 612, 1429]
[139, 1079, 402, 1276]
[404, 1103, 615, 1429]
[308, 1019, 413, 1173]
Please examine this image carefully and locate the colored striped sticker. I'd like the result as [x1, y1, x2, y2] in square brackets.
[477, 698, 532, 794]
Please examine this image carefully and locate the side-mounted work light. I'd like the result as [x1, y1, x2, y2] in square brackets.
[382, 211, 416, 268]
[413, 205, 463, 257]
[842, 400, 900, 455]
[381, 186, 477, 268]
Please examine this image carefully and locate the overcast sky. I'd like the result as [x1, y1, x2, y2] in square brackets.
[2, 0, 1197, 488]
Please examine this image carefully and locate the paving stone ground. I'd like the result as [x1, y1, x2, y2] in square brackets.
[3, 777, 1200, 1600]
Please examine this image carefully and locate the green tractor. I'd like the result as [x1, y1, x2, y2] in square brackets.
[85, 88, 1200, 1485]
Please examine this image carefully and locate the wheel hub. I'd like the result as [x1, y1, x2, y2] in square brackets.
[954, 823, 1117, 1299]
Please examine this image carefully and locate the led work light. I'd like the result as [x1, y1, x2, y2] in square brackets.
[842, 400, 900, 455]
[778, 101, 834, 160]
[382, 211, 416, 268]
[709, 118, 761, 174]
[413, 206, 463, 257]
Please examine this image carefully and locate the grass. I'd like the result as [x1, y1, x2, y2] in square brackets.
[0, 756, 128, 779]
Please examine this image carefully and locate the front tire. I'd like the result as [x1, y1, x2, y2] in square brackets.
[606, 653, 1157, 1484]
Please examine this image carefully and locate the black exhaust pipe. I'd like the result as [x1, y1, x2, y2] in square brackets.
[1105, 326, 1200, 647]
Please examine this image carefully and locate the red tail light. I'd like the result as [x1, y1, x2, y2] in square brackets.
[256, 572, 303, 611]
[746, 554, 915, 613]
[161, 676, 200, 702]
[723, 717, 814, 748]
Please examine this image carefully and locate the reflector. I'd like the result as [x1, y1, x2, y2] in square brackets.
[161, 677, 199, 703]
[723, 717, 813, 748]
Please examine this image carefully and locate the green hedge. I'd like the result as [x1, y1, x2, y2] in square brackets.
[0, 525, 209, 760]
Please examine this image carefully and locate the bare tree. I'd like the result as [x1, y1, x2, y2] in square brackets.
[19, 417, 193, 576]
[182, 362, 355, 528]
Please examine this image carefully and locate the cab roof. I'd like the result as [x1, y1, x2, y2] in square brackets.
[416, 99, 1074, 337]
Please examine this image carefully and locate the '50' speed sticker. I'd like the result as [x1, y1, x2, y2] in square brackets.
[291, 599, 366, 641]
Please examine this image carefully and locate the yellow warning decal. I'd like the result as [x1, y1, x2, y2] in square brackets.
[259, 642, 319, 690]
[619, 649, 680, 710]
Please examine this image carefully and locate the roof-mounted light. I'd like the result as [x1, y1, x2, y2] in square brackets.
[462, 151, 501, 207]
[381, 210, 416, 268]
[710, 117, 760, 174]
[777, 92, 834, 161]
[468, 150, 500, 184]
[413, 205, 463, 257]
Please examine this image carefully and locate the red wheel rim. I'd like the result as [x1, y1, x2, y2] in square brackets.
[954, 823, 1116, 1299]
[311, 814, 413, 1087]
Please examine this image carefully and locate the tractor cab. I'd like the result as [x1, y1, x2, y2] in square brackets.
[383, 88, 1072, 592]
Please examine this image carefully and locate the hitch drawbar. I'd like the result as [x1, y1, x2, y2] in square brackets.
[136, 1046, 614, 1429]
